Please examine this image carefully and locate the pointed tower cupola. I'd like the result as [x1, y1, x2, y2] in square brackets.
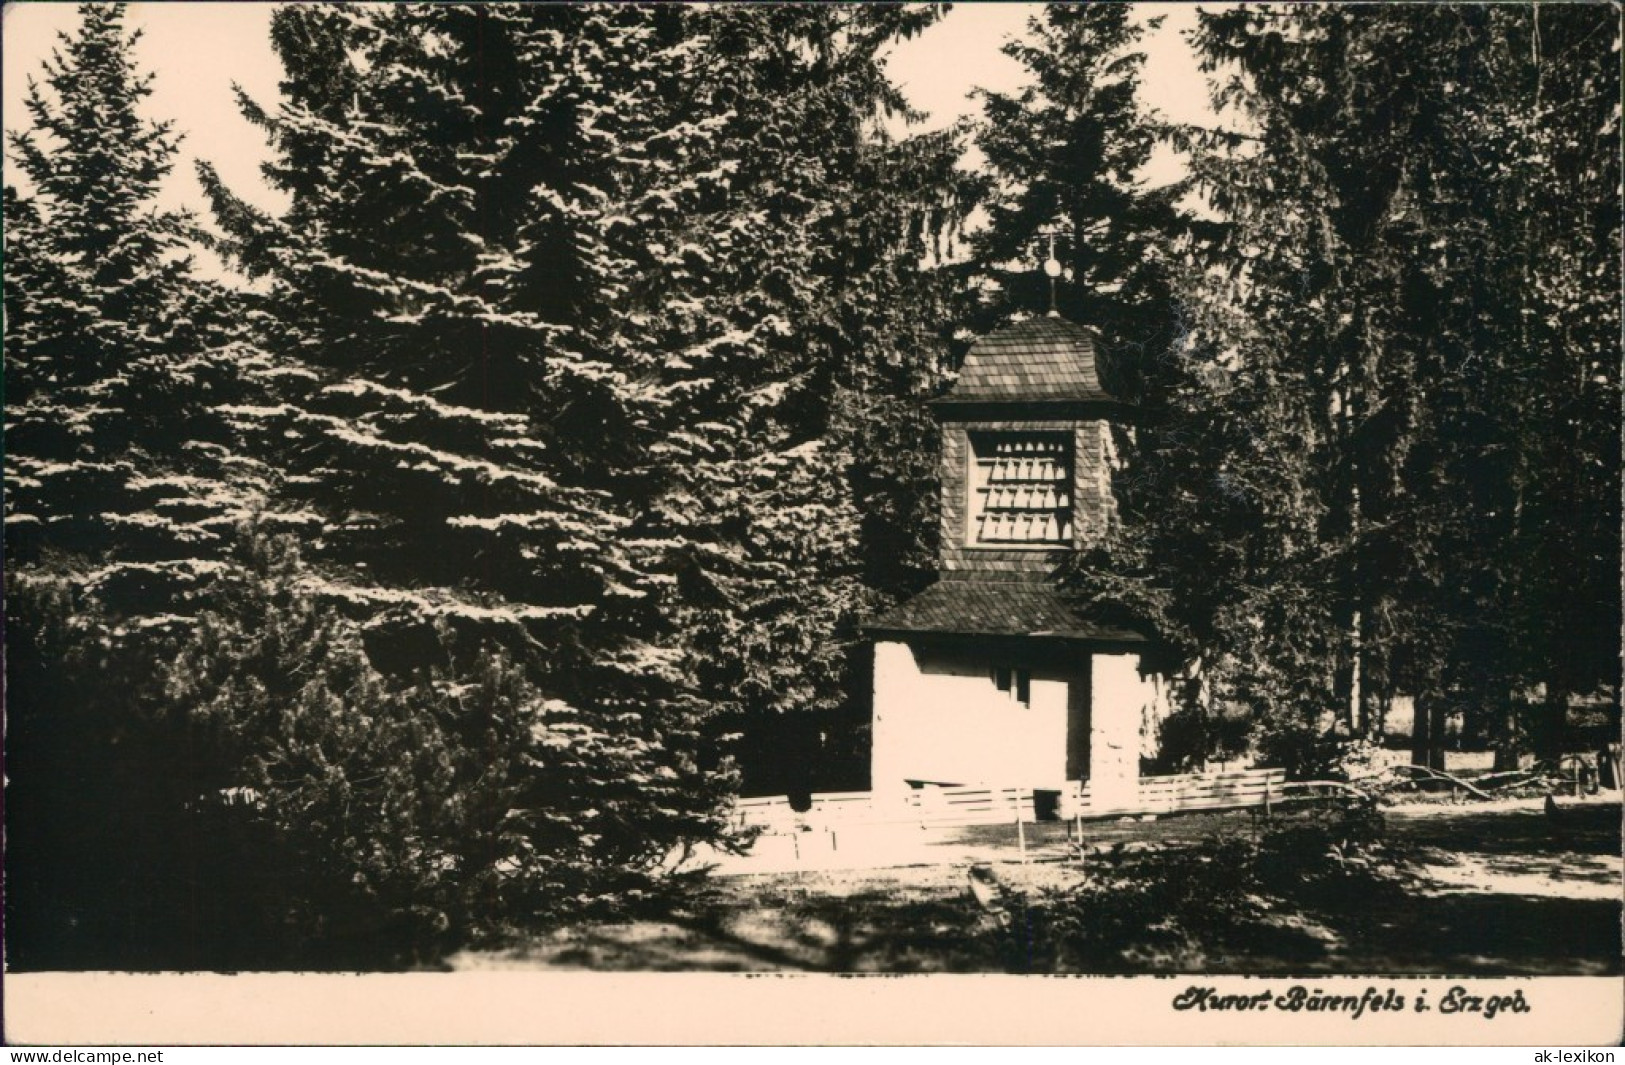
[932, 313, 1134, 581]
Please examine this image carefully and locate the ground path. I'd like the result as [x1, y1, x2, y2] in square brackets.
[449, 795, 1621, 973]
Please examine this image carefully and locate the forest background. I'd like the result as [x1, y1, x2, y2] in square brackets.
[4, 2, 1618, 969]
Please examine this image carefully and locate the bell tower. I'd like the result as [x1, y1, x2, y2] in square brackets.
[864, 311, 1153, 805]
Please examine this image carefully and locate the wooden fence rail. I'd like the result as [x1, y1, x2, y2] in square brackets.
[733, 768, 1290, 850]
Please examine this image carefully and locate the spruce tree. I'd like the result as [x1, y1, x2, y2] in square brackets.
[3, 4, 275, 968]
[203, 4, 975, 800]
[644, 5, 975, 792]
[973, 5, 1183, 381]
[1172, 5, 1621, 770]
[198, 4, 757, 892]
[5, 3, 262, 614]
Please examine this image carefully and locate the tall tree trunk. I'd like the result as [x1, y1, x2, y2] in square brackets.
[1533, 680, 1567, 764]
[1428, 700, 1449, 770]
[1348, 607, 1364, 734]
[1492, 689, 1524, 771]
[1356, 609, 1386, 741]
[1367, 680, 1391, 743]
[1410, 691, 1449, 769]
[1410, 692, 1432, 767]
[1343, 380, 1366, 738]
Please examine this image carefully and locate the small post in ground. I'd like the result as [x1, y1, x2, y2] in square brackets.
[1015, 790, 1028, 864]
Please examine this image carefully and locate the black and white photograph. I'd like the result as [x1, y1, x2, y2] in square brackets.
[2, 0, 1621, 1046]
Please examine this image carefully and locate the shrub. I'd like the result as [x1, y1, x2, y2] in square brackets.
[996, 803, 1403, 973]
[3, 568, 297, 969]
[1251, 801, 1395, 905]
[157, 536, 738, 965]
[1254, 716, 1384, 782]
[1149, 702, 1254, 774]
[1001, 838, 1269, 972]
[7, 535, 742, 970]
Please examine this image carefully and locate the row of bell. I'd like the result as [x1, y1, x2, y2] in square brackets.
[983, 484, 1069, 510]
[987, 455, 1066, 483]
[988, 440, 1065, 456]
[977, 510, 1071, 543]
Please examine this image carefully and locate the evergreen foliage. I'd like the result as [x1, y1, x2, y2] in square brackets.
[2, 5, 281, 969]
[199, 4, 972, 799]
[654, 6, 974, 793]
[4, 5, 264, 614]
[1160, 5, 1621, 767]
[160, 535, 722, 964]
[7, 5, 977, 967]
[10, 0, 1613, 973]
[191, 8, 762, 911]
[972, 5, 1184, 387]
[977, 5, 1618, 776]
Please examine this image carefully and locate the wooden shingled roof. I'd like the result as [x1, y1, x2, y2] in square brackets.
[865, 580, 1146, 643]
[943, 314, 1120, 404]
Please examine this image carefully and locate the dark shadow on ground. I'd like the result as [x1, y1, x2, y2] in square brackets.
[675, 879, 1001, 972]
[452, 799, 1621, 973]
[488, 866, 1621, 975]
[1326, 892, 1623, 976]
[1389, 804, 1620, 857]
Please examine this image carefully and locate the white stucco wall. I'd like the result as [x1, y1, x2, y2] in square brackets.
[873, 640, 1160, 803]
[1090, 651, 1156, 808]
[872, 640, 1072, 797]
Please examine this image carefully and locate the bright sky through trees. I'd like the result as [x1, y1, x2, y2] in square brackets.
[2, 2, 1216, 217]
